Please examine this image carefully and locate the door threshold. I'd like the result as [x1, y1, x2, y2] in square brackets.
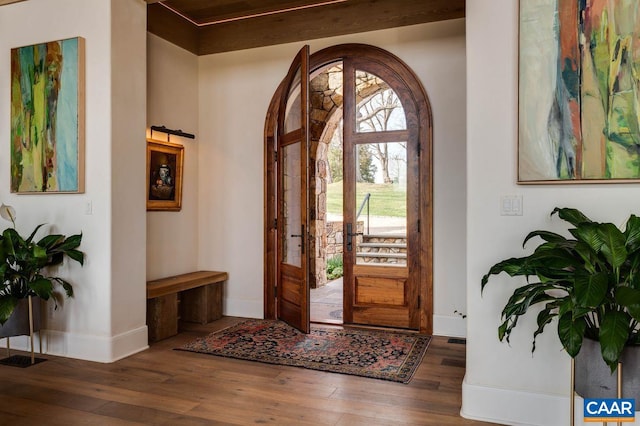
[311, 319, 343, 326]
[341, 323, 422, 334]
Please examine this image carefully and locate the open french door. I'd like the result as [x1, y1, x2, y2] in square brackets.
[342, 57, 421, 330]
[276, 46, 311, 333]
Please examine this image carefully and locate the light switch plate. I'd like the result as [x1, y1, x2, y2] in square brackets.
[500, 195, 523, 216]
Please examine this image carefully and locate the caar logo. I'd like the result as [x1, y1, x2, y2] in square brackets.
[584, 398, 635, 422]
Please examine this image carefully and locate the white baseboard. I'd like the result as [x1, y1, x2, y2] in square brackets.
[0, 335, 40, 354]
[461, 378, 640, 425]
[0, 326, 149, 363]
[433, 314, 466, 338]
[461, 376, 569, 426]
[109, 326, 150, 362]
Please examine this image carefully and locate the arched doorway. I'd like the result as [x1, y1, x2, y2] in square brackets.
[264, 44, 433, 333]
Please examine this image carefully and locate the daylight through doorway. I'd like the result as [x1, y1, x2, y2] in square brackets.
[310, 62, 344, 324]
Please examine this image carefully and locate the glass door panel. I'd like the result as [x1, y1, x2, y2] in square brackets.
[355, 71, 406, 133]
[284, 69, 302, 134]
[354, 141, 407, 265]
[283, 142, 302, 267]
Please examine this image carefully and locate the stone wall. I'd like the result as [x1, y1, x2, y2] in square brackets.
[314, 220, 363, 288]
[309, 66, 342, 289]
[325, 221, 344, 258]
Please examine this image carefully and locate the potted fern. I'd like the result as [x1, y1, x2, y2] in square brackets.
[0, 204, 84, 338]
[482, 207, 640, 400]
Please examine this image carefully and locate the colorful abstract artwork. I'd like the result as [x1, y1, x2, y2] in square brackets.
[10, 37, 85, 193]
[519, 1, 640, 182]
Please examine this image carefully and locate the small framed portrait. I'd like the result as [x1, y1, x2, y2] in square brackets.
[146, 139, 184, 211]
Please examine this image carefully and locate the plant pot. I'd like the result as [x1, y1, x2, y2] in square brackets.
[0, 297, 42, 339]
[575, 337, 640, 404]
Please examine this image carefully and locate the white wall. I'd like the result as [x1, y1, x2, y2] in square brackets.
[0, 0, 148, 362]
[110, 0, 148, 357]
[146, 34, 199, 280]
[463, 2, 640, 425]
[197, 20, 467, 334]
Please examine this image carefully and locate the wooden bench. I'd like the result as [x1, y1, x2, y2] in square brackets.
[146, 270, 227, 342]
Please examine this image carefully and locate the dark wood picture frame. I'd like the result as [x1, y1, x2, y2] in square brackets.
[146, 139, 184, 211]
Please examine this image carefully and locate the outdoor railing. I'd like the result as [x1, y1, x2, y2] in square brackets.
[356, 193, 371, 235]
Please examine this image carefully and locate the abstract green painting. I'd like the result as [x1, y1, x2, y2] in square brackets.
[10, 37, 84, 193]
[519, 1, 640, 182]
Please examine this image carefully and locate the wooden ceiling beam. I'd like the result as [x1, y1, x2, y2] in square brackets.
[197, 0, 464, 55]
[0, 0, 27, 6]
[147, 3, 199, 54]
[164, 0, 349, 25]
[147, 0, 465, 56]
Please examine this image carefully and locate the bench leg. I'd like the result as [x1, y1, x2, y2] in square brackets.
[147, 294, 178, 342]
[206, 283, 223, 322]
[181, 283, 223, 325]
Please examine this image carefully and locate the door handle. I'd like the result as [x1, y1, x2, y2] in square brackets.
[346, 223, 362, 252]
[290, 225, 305, 254]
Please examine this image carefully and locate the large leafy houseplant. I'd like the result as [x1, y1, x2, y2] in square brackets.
[0, 204, 84, 325]
[482, 207, 640, 372]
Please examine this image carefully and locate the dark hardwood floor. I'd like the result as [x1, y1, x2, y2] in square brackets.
[0, 317, 493, 425]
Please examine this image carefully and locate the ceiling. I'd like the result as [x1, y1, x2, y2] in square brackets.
[147, 0, 465, 56]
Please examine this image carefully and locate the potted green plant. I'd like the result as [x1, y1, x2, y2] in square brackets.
[0, 204, 84, 335]
[482, 207, 640, 400]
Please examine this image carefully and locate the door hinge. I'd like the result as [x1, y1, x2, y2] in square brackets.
[418, 295, 421, 308]
[274, 218, 277, 229]
[274, 150, 278, 163]
[417, 219, 421, 233]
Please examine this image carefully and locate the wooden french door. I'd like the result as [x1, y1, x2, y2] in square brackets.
[342, 58, 421, 330]
[266, 44, 432, 334]
[276, 46, 311, 333]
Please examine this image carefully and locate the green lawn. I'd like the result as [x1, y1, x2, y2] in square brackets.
[326, 181, 406, 217]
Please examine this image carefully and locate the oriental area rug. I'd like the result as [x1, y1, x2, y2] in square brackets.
[177, 319, 431, 383]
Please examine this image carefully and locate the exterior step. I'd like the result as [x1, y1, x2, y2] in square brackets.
[359, 242, 406, 249]
[357, 234, 408, 264]
[356, 252, 407, 259]
[362, 234, 406, 240]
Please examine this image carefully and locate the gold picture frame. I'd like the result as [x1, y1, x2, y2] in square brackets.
[146, 139, 184, 211]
